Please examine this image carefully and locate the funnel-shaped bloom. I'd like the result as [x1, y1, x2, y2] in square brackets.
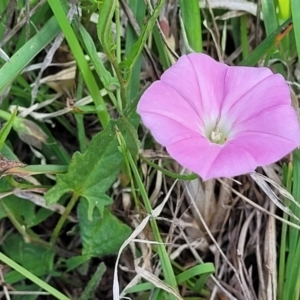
[137, 54, 300, 180]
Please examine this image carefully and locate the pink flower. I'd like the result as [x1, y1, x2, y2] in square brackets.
[137, 54, 300, 180]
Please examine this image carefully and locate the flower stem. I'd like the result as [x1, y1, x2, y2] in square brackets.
[50, 193, 79, 245]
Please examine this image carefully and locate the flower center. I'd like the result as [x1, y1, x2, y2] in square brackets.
[210, 125, 222, 142]
[206, 120, 229, 145]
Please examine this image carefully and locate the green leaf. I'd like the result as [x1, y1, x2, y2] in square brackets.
[45, 121, 122, 208]
[45, 118, 140, 217]
[65, 255, 90, 272]
[0, 174, 53, 226]
[119, 115, 140, 158]
[120, 0, 166, 79]
[125, 282, 155, 294]
[82, 191, 113, 220]
[2, 234, 55, 284]
[0, 251, 68, 300]
[97, 0, 117, 57]
[78, 24, 119, 91]
[78, 201, 131, 258]
[0, 195, 51, 227]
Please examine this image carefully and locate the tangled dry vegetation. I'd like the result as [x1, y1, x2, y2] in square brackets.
[114, 153, 284, 299]
[0, 0, 299, 299]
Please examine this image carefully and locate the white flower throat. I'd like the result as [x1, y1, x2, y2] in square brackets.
[206, 118, 230, 145]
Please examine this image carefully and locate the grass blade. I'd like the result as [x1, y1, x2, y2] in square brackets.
[291, 0, 300, 59]
[47, 0, 110, 127]
[0, 252, 69, 300]
[261, 0, 278, 35]
[239, 17, 292, 66]
[0, 16, 60, 94]
[179, 0, 202, 52]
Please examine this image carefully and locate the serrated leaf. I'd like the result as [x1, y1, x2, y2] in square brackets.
[81, 190, 113, 220]
[45, 121, 122, 208]
[78, 200, 131, 258]
[45, 119, 139, 217]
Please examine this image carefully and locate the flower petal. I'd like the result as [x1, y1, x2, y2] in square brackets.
[167, 138, 257, 180]
[222, 71, 291, 124]
[231, 105, 300, 163]
[137, 53, 300, 180]
[223, 65, 274, 107]
[137, 81, 204, 145]
[160, 54, 228, 123]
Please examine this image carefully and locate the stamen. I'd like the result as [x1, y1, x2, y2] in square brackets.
[211, 125, 222, 142]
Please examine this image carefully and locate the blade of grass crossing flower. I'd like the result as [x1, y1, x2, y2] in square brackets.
[116, 128, 178, 298]
[179, 0, 202, 52]
[0, 252, 69, 300]
[239, 17, 292, 66]
[291, 0, 300, 59]
[47, 0, 110, 127]
[261, 0, 278, 35]
[125, 0, 146, 103]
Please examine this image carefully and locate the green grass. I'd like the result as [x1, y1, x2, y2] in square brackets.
[0, 0, 299, 299]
